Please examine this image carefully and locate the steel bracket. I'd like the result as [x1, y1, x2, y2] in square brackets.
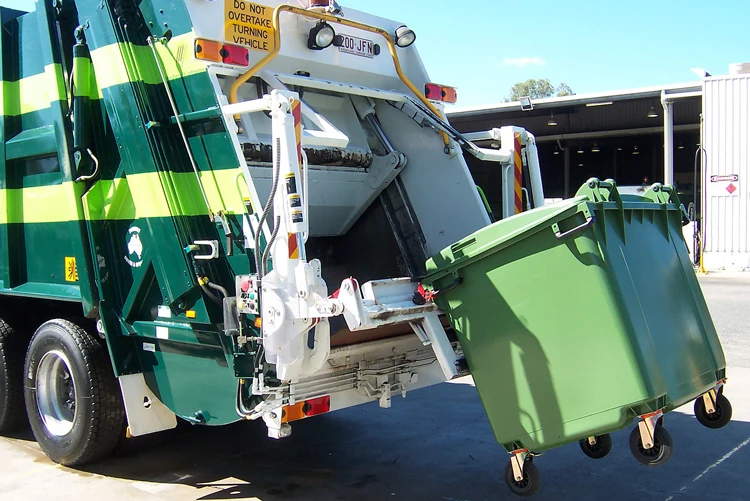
[702, 388, 718, 414]
[638, 410, 663, 449]
[510, 449, 528, 482]
[192, 240, 219, 260]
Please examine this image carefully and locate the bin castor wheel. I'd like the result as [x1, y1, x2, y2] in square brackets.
[579, 433, 612, 459]
[629, 425, 672, 466]
[504, 458, 540, 497]
[694, 393, 732, 429]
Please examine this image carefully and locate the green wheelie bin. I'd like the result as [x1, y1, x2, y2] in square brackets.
[422, 178, 729, 496]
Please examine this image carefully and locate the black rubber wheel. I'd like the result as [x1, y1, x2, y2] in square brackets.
[0, 318, 27, 432]
[629, 425, 673, 466]
[504, 459, 540, 497]
[24, 319, 125, 466]
[694, 394, 732, 429]
[579, 433, 613, 459]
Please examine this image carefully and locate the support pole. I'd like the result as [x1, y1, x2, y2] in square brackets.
[563, 146, 570, 198]
[662, 91, 675, 186]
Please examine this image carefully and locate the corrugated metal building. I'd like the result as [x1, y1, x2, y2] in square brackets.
[703, 74, 750, 270]
[447, 67, 750, 271]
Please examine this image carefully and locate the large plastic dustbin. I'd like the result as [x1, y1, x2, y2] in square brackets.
[423, 178, 725, 454]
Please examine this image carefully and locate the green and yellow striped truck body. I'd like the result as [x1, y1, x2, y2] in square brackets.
[1, 1, 254, 424]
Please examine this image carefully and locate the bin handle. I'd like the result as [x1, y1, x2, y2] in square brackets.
[555, 215, 595, 240]
[431, 277, 464, 298]
[414, 277, 464, 304]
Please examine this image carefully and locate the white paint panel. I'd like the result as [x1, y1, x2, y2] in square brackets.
[703, 75, 750, 270]
[119, 374, 178, 437]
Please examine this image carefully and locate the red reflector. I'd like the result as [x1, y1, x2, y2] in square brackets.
[221, 44, 249, 66]
[426, 83, 458, 104]
[441, 86, 458, 104]
[303, 396, 331, 417]
[425, 83, 442, 101]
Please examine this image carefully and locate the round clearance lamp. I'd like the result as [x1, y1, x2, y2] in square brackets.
[308, 22, 336, 50]
[394, 25, 416, 48]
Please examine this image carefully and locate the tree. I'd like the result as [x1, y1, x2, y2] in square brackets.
[506, 79, 575, 101]
[556, 82, 574, 97]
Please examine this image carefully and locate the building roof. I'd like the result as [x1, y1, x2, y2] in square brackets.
[448, 81, 703, 118]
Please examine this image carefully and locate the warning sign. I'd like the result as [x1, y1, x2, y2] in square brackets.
[709, 174, 740, 197]
[710, 174, 739, 183]
[224, 0, 274, 52]
[65, 257, 78, 282]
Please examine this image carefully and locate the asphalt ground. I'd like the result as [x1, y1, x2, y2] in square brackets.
[1, 273, 749, 501]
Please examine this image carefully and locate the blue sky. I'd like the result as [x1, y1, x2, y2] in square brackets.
[3, 0, 747, 107]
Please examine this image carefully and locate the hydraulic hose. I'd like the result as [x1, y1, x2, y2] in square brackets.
[255, 138, 282, 278]
[200, 282, 222, 305]
[207, 281, 230, 300]
[261, 216, 281, 277]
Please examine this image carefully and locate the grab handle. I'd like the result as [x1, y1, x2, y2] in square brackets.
[554, 215, 595, 240]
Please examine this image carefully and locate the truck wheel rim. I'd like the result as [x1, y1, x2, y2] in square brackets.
[36, 351, 77, 437]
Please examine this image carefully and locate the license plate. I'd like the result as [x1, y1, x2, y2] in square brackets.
[337, 34, 375, 58]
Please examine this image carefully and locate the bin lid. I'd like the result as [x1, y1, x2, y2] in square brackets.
[424, 197, 588, 286]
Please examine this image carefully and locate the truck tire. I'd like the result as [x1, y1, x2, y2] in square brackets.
[24, 319, 125, 466]
[0, 318, 26, 432]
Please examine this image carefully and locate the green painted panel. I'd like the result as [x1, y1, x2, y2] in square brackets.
[5, 125, 57, 160]
[138, 336, 241, 426]
[0, 220, 88, 298]
[14, 12, 45, 78]
[139, 0, 195, 40]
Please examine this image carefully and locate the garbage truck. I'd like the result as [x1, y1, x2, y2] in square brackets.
[0, 0, 731, 496]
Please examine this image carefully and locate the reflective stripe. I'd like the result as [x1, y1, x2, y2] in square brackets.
[0, 169, 248, 224]
[72, 56, 96, 99]
[0, 64, 69, 116]
[288, 233, 299, 259]
[0, 33, 206, 116]
[90, 32, 206, 94]
[127, 169, 249, 219]
[0, 181, 84, 224]
[289, 100, 303, 259]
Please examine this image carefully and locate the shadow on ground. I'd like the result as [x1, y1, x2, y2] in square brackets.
[68, 381, 750, 501]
